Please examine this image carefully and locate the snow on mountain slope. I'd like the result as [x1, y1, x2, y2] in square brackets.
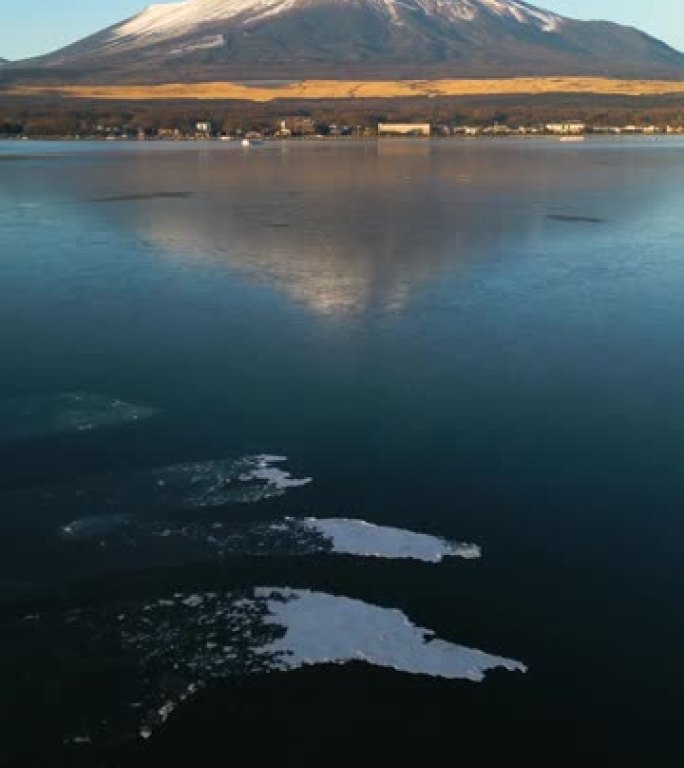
[112, 0, 299, 43]
[9, 0, 684, 81]
[108, 0, 563, 49]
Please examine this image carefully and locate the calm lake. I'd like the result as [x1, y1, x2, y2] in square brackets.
[1, 138, 683, 766]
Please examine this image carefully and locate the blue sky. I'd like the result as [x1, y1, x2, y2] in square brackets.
[1, 1, 683, 61]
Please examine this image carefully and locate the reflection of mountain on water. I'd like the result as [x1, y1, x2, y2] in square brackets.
[119, 144, 489, 315]
[82, 143, 532, 315]
[78, 141, 670, 315]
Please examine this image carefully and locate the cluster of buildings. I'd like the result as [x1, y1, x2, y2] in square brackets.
[147, 119, 684, 141]
[5, 116, 684, 141]
[189, 116, 359, 140]
[432, 121, 684, 137]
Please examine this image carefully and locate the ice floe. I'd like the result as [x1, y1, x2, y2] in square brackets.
[239, 455, 312, 491]
[122, 587, 524, 732]
[258, 588, 525, 681]
[9, 587, 524, 744]
[57, 515, 479, 567]
[299, 518, 481, 562]
[12, 455, 311, 525]
[0, 392, 157, 441]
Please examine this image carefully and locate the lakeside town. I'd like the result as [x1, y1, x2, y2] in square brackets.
[2, 114, 684, 141]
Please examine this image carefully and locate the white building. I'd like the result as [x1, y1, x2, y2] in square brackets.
[546, 121, 586, 135]
[378, 123, 431, 137]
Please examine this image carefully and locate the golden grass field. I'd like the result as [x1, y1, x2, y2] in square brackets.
[5, 77, 684, 102]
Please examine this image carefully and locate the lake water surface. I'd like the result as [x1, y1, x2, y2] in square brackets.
[1, 138, 683, 766]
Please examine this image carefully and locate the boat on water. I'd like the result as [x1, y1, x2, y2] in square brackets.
[559, 136, 586, 142]
[241, 138, 264, 148]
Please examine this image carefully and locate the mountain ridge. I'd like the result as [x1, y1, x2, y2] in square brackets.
[4, 0, 684, 83]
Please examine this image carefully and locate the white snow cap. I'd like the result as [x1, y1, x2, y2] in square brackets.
[109, 0, 563, 47]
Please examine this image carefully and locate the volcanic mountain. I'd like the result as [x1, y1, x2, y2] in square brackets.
[8, 0, 684, 82]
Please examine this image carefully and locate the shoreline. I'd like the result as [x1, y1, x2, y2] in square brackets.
[2, 134, 683, 143]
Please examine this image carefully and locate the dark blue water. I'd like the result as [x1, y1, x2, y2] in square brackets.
[1, 138, 683, 766]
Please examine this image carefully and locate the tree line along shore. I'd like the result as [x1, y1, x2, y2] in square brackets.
[2, 91, 684, 140]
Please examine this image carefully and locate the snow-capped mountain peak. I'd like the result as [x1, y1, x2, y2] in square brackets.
[109, 0, 563, 47]
[111, 0, 312, 44]
[17, 0, 684, 81]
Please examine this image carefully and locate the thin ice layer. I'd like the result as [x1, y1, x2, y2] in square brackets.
[0, 392, 156, 441]
[10, 455, 311, 525]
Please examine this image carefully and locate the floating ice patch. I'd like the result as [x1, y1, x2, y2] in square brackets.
[239, 455, 312, 490]
[299, 518, 481, 562]
[12, 455, 311, 526]
[136, 454, 311, 507]
[55, 515, 477, 571]
[7, 587, 524, 745]
[57, 515, 327, 557]
[0, 392, 157, 441]
[258, 588, 526, 681]
[129, 587, 524, 731]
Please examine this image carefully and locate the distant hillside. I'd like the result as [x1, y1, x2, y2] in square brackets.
[8, 78, 684, 103]
[4, 0, 684, 84]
